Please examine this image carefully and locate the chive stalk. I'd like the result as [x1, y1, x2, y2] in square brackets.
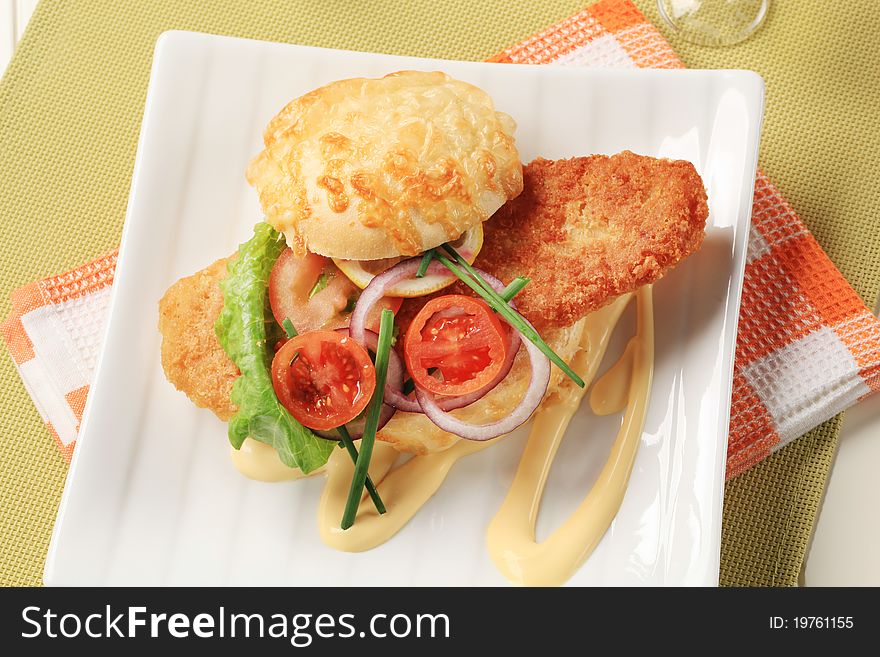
[416, 249, 435, 278]
[337, 425, 385, 514]
[282, 318, 298, 338]
[500, 276, 530, 303]
[440, 244, 501, 301]
[341, 309, 394, 529]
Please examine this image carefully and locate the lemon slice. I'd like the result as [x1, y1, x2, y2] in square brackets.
[333, 223, 484, 298]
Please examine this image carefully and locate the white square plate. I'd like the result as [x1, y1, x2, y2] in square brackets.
[44, 31, 763, 586]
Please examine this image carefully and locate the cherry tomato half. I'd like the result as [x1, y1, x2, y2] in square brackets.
[404, 295, 509, 397]
[269, 248, 402, 334]
[271, 330, 376, 431]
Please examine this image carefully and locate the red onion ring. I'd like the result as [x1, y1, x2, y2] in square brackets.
[411, 268, 550, 440]
[314, 403, 396, 441]
[427, 270, 521, 411]
[350, 260, 525, 413]
[414, 313, 550, 441]
[347, 246, 474, 343]
[349, 258, 445, 345]
[337, 327, 405, 399]
[349, 258, 446, 412]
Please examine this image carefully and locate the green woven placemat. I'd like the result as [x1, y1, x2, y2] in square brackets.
[649, 0, 880, 586]
[2, 0, 879, 587]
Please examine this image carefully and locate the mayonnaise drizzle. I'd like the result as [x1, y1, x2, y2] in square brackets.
[590, 340, 635, 416]
[318, 438, 494, 552]
[231, 437, 313, 482]
[231, 288, 655, 586]
[486, 287, 653, 586]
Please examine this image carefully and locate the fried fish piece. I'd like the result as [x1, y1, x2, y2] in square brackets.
[158, 152, 708, 454]
[158, 256, 238, 420]
[474, 151, 708, 330]
[381, 153, 707, 452]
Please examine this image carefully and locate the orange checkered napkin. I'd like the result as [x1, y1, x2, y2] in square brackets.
[1, 251, 117, 463]
[4, 0, 880, 479]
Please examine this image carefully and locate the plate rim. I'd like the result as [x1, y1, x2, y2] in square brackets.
[44, 29, 765, 586]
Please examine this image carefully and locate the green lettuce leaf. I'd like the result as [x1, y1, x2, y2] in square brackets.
[215, 222, 334, 473]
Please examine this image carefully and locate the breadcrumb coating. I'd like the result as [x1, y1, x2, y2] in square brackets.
[158, 256, 238, 420]
[158, 152, 707, 453]
[474, 152, 708, 330]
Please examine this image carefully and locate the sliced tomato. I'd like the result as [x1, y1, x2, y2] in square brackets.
[404, 295, 509, 397]
[269, 248, 402, 334]
[271, 330, 376, 431]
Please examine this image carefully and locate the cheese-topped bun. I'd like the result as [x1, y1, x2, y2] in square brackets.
[246, 71, 523, 260]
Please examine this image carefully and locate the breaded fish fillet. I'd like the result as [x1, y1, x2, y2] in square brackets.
[381, 153, 707, 451]
[475, 151, 708, 330]
[158, 152, 708, 453]
[158, 256, 239, 420]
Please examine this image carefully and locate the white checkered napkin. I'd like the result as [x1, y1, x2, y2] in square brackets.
[2, 252, 116, 460]
[490, 0, 880, 478]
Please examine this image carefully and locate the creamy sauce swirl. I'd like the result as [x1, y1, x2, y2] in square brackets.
[317, 439, 493, 552]
[231, 288, 655, 586]
[231, 438, 312, 482]
[486, 287, 653, 585]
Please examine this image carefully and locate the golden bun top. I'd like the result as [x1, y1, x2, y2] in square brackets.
[246, 71, 523, 260]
